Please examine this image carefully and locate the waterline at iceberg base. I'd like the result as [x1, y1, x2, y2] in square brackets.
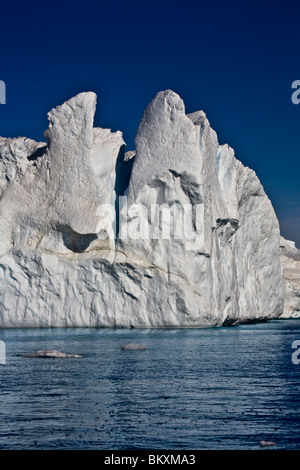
[0, 90, 299, 328]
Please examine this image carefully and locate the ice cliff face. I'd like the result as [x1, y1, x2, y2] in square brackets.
[0, 89, 294, 328]
[279, 237, 300, 318]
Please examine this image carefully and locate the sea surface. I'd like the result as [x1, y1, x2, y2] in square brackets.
[0, 319, 300, 450]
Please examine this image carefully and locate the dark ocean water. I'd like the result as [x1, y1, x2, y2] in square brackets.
[0, 319, 300, 450]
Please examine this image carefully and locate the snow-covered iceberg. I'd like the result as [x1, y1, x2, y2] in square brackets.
[0, 90, 297, 328]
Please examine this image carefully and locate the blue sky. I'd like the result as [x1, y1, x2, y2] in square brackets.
[0, 0, 299, 246]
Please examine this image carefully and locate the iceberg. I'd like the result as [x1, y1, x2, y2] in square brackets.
[0, 90, 297, 328]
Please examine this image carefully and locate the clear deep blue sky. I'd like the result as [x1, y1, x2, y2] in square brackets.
[0, 0, 299, 246]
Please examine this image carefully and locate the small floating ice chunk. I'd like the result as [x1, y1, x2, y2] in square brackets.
[120, 343, 147, 350]
[22, 350, 83, 358]
[259, 440, 276, 447]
